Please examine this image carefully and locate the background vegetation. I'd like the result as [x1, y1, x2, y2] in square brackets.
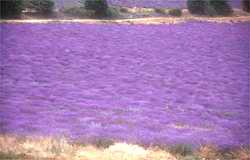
[187, 0, 232, 16]
[242, 0, 250, 12]
[0, 0, 24, 18]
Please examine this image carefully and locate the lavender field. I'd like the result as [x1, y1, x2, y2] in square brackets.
[108, 0, 242, 8]
[0, 22, 249, 148]
[54, 0, 242, 9]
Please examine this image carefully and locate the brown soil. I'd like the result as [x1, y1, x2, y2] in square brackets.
[1, 9, 250, 24]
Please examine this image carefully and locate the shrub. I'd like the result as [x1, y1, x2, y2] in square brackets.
[106, 7, 120, 18]
[83, 0, 108, 17]
[0, 152, 27, 159]
[63, 7, 95, 18]
[242, 0, 250, 12]
[0, 0, 24, 19]
[91, 138, 114, 148]
[187, 0, 232, 16]
[120, 7, 129, 13]
[155, 8, 167, 14]
[168, 8, 182, 17]
[187, 0, 208, 15]
[209, 0, 232, 16]
[27, 0, 54, 14]
[169, 144, 194, 157]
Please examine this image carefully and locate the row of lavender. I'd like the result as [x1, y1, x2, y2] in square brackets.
[108, 0, 242, 8]
[54, 0, 242, 9]
[1, 22, 249, 147]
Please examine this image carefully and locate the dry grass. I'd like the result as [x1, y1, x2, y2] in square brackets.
[231, 148, 250, 160]
[0, 135, 249, 160]
[0, 135, 177, 160]
[196, 145, 221, 160]
[0, 15, 249, 25]
[0, 8, 249, 24]
[196, 145, 250, 160]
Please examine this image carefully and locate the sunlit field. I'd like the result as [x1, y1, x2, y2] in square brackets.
[1, 0, 250, 159]
[1, 22, 249, 148]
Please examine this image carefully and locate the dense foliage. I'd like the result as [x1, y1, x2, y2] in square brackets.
[83, 0, 109, 17]
[105, 7, 120, 18]
[242, 0, 250, 12]
[63, 7, 95, 18]
[154, 8, 167, 14]
[209, 0, 232, 16]
[27, 0, 54, 14]
[0, 0, 24, 18]
[187, 0, 208, 15]
[168, 8, 182, 17]
[187, 0, 232, 16]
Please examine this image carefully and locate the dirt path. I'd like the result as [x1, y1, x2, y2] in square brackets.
[1, 15, 250, 24]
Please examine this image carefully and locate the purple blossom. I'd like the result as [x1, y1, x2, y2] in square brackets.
[0, 22, 249, 148]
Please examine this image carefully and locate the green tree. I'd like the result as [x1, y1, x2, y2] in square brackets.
[0, 0, 24, 19]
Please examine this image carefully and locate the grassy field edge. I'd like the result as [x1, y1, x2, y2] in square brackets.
[0, 135, 249, 160]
